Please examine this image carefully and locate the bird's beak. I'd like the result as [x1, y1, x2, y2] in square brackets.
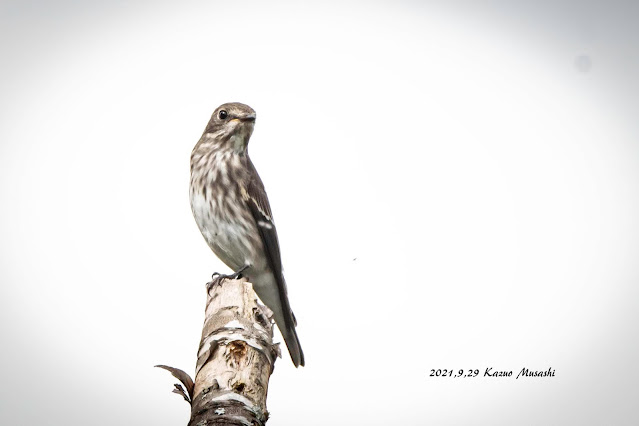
[241, 113, 256, 123]
[231, 113, 256, 123]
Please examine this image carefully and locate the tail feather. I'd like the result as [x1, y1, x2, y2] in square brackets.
[252, 273, 304, 367]
[282, 321, 305, 367]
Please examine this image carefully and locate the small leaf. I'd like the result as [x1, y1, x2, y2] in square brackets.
[172, 384, 191, 403]
[155, 365, 195, 401]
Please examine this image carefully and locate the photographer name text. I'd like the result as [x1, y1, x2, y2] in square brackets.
[429, 367, 555, 379]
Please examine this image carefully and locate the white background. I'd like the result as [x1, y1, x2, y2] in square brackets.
[1, 1, 639, 424]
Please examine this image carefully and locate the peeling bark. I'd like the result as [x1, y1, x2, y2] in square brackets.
[158, 278, 279, 426]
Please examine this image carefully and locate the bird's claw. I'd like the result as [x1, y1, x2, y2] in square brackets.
[206, 265, 249, 290]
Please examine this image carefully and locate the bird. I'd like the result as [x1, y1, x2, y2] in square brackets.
[189, 102, 304, 367]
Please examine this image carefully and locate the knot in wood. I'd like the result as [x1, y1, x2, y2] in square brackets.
[228, 340, 248, 365]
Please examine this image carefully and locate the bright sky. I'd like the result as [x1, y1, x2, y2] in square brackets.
[1, 1, 639, 425]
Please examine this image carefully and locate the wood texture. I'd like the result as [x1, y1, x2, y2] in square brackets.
[188, 278, 279, 426]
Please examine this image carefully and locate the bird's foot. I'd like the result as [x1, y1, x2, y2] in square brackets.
[206, 265, 249, 290]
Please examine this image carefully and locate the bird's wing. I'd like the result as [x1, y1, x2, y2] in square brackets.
[241, 156, 304, 366]
[240, 157, 288, 300]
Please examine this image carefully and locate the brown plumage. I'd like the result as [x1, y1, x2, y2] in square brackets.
[189, 102, 304, 367]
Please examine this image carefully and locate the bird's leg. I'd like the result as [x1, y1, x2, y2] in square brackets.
[206, 265, 249, 290]
[214, 264, 249, 280]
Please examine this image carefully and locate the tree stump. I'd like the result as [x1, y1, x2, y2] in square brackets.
[158, 278, 279, 425]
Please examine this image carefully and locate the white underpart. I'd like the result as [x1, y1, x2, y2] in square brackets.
[190, 183, 258, 270]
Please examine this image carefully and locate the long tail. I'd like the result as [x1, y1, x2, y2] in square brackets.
[252, 274, 305, 367]
[280, 315, 305, 367]
[275, 279, 305, 367]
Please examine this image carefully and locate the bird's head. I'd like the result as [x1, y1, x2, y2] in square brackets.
[203, 102, 256, 153]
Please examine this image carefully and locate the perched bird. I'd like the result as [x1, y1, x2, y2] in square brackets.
[189, 102, 304, 367]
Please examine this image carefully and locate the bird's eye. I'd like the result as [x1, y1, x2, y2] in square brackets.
[218, 110, 228, 119]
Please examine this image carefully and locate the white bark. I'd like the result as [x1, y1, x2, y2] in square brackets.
[158, 278, 279, 426]
[189, 278, 278, 426]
